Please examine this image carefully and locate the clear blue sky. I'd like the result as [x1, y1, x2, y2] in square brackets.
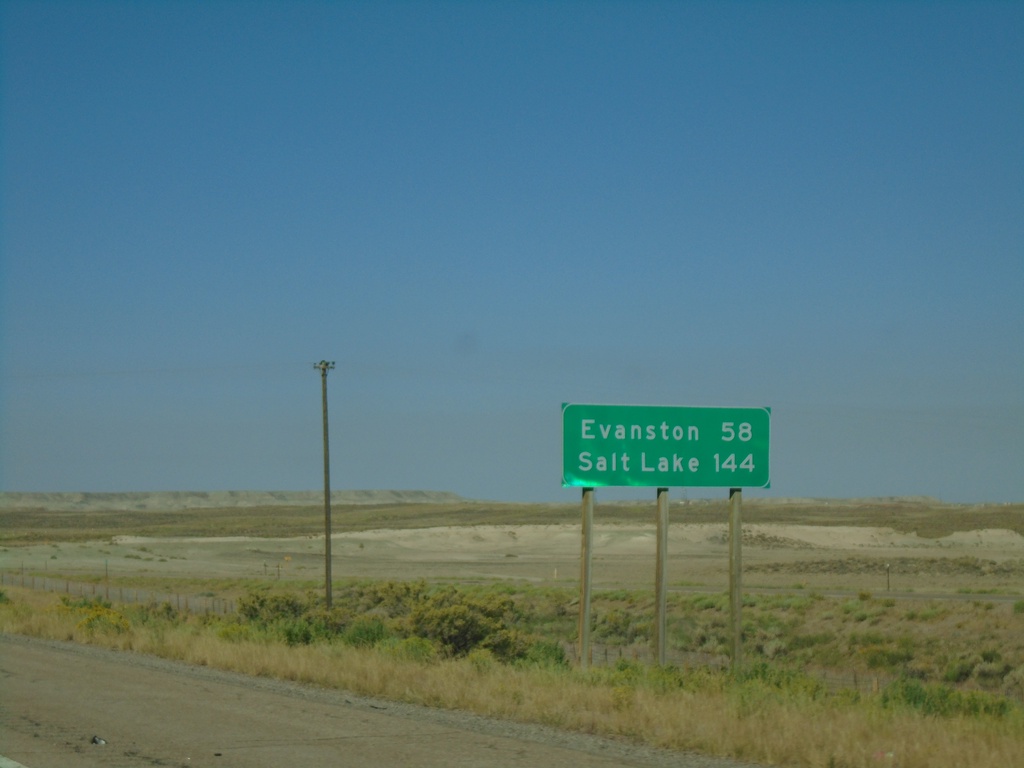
[2, 1, 1021, 503]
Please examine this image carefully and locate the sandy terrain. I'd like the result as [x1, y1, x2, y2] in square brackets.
[8, 519, 1024, 595]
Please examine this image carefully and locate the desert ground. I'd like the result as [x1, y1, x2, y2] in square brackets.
[2, 492, 1022, 598]
[4, 492, 1024, 768]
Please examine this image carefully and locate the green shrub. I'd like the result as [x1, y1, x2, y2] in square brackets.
[238, 592, 308, 623]
[736, 662, 827, 699]
[343, 616, 389, 648]
[233, 584, 551, 662]
[58, 596, 129, 634]
[595, 607, 649, 644]
[520, 638, 569, 671]
[849, 631, 887, 647]
[789, 632, 833, 650]
[944, 658, 976, 683]
[691, 594, 726, 611]
[840, 600, 860, 614]
[882, 678, 1012, 718]
[863, 646, 913, 670]
[974, 661, 1012, 682]
[780, 594, 817, 612]
[913, 605, 948, 621]
[121, 601, 182, 628]
[408, 586, 528, 660]
[1003, 665, 1024, 698]
[343, 580, 429, 617]
[381, 636, 437, 663]
[646, 664, 687, 693]
[608, 657, 645, 685]
[303, 608, 349, 638]
[277, 617, 314, 646]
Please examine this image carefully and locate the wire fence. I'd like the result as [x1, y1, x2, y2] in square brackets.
[0, 571, 235, 616]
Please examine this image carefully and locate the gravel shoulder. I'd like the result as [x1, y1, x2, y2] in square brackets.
[0, 634, 764, 768]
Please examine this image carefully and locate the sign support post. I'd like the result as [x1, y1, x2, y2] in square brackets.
[729, 487, 743, 672]
[578, 487, 594, 669]
[655, 487, 669, 665]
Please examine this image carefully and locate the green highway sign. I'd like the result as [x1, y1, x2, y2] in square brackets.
[562, 403, 771, 488]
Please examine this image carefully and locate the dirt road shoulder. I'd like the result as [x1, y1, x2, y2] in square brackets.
[0, 634, 762, 768]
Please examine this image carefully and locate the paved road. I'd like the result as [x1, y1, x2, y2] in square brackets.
[0, 635, 758, 768]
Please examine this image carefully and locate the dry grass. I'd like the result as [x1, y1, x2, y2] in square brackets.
[2, 586, 1022, 768]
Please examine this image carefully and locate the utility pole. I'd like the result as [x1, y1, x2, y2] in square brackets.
[314, 360, 336, 608]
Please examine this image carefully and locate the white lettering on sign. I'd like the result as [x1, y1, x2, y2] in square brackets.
[721, 422, 753, 442]
[578, 452, 632, 473]
[580, 452, 699, 476]
[713, 453, 756, 472]
[579, 420, 700, 442]
[563, 404, 770, 488]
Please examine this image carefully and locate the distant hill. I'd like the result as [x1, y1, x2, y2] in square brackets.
[0, 490, 468, 512]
